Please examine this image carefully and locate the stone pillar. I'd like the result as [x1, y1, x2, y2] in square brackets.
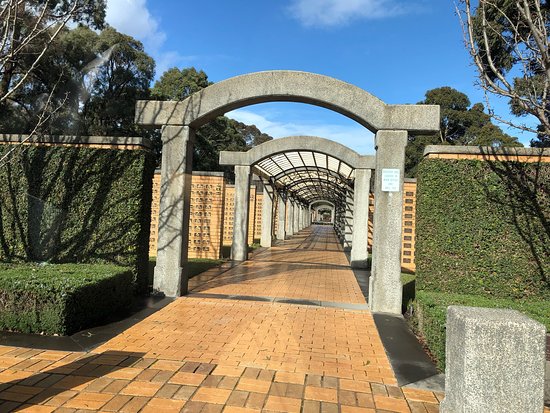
[286, 198, 294, 236]
[441, 306, 546, 413]
[331, 208, 335, 225]
[294, 203, 300, 233]
[343, 189, 354, 250]
[350, 169, 372, 268]
[276, 192, 286, 240]
[369, 130, 407, 314]
[231, 165, 251, 261]
[298, 206, 303, 230]
[154, 125, 194, 297]
[260, 184, 274, 247]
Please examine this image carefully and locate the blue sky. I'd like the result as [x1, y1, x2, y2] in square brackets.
[105, 0, 534, 152]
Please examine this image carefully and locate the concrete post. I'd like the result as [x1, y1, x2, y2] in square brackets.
[153, 125, 194, 297]
[344, 189, 354, 250]
[369, 130, 407, 314]
[294, 203, 300, 233]
[231, 165, 251, 261]
[276, 192, 286, 240]
[350, 169, 372, 268]
[286, 198, 294, 236]
[260, 184, 274, 247]
[441, 306, 546, 413]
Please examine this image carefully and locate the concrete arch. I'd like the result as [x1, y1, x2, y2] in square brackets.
[310, 200, 336, 209]
[139, 70, 441, 315]
[220, 135, 373, 169]
[136, 70, 439, 133]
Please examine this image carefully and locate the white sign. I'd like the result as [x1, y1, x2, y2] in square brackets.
[381, 168, 400, 192]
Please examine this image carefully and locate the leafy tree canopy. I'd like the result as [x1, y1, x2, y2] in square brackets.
[0, 0, 107, 104]
[0, 25, 155, 138]
[406, 86, 522, 177]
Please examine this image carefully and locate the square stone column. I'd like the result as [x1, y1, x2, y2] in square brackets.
[298, 206, 303, 230]
[276, 192, 286, 240]
[350, 168, 372, 268]
[441, 306, 546, 413]
[260, 184, 274, 247]
[294, 203, 300, 233]
[369, 130, 407, 314]
[154, 125, 194, 297]
[343, 190, 354, 251]
[231, 165, 251, 261]
[286, 198, 294, 236]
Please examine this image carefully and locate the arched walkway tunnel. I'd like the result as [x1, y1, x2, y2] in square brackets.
[310, 200, 335, 224]
[219, 136, 374, 262]
[137, 70, 439, 314]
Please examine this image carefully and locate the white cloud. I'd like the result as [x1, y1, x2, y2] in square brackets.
[228, 109, 375, 154]
[288, 0, 407, 27]
[106, 0, 165, 50]
[105, 0, 188, 78]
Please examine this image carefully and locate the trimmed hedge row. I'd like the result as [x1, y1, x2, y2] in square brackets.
[409, 290, 550, 371]
[0, 263, 134, 335]
[0, 145, 155, 293]
[416, 158, 549, 300]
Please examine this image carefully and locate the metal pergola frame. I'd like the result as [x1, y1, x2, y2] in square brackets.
[252, 150, 354, 206]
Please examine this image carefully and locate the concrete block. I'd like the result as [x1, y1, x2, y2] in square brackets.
[441, 306, 546, 413]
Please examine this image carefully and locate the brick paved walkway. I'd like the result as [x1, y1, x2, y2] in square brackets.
[188, 228, 365, 304]
[0, 226, 542, 412]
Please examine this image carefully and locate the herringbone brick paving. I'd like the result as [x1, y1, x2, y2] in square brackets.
[1, 226, 545, 412]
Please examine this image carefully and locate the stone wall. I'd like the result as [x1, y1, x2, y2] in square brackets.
[149, 172, 226, 259]
[188, 173, 225, 259]
[401, 180, 417, 272]
[366, 181, 417, 273]
[254, 193, 263, 242]
[424, 145, 550, 163]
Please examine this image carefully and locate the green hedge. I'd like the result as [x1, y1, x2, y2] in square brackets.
[0, 263, 134, 335]
[0, 145, 154, 293]
[409, 290, 550, 370]
[416, 158, 549, 300]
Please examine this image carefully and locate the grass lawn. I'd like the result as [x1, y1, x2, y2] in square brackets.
[402, 272, 549, 370]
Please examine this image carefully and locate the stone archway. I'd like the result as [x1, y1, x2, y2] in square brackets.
[136, 70, 439, 314]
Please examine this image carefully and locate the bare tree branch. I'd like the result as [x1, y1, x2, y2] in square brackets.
[0, 0, 100, 104]
[457, 0, 550, 143]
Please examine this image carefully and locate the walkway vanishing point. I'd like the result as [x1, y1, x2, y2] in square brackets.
[0, 226, 447, 412]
